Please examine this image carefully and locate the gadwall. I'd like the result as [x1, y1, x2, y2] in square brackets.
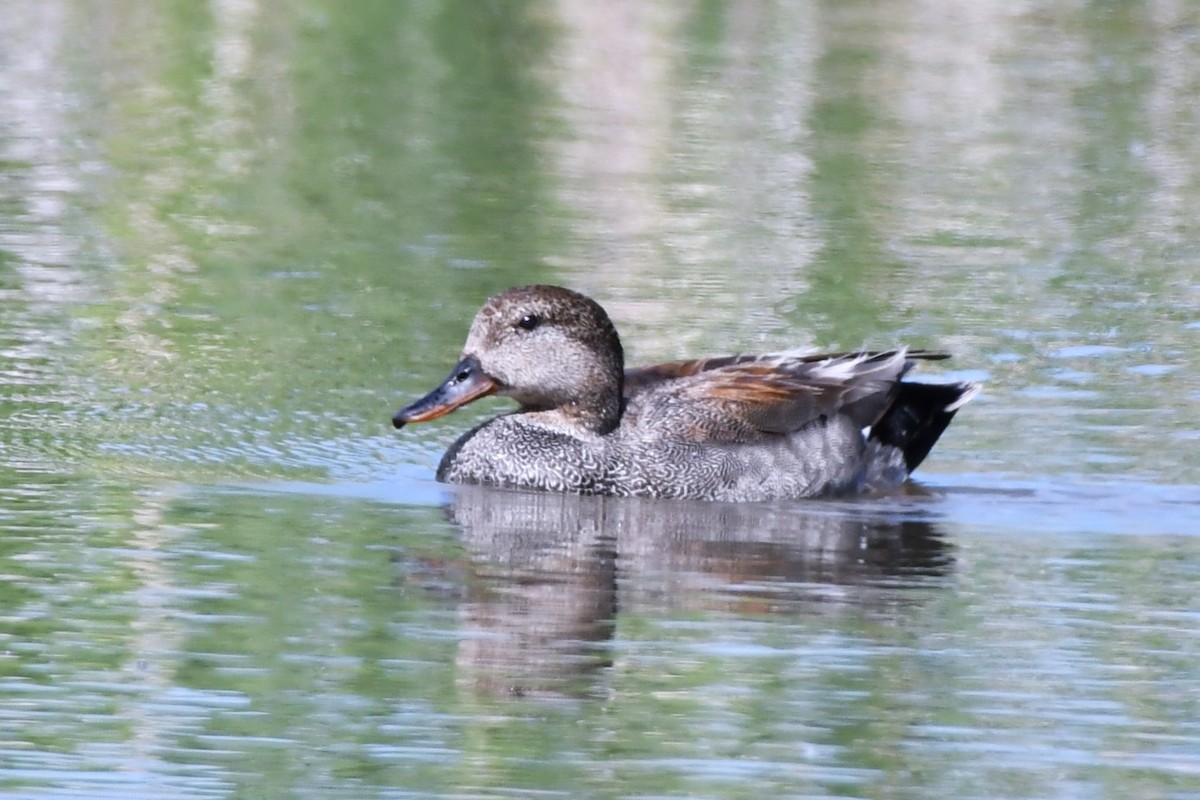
[393, 285, 978, 502]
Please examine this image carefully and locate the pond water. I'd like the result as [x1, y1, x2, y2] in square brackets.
[2, 1, 1199, 798]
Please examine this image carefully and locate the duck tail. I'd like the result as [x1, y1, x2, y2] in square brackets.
[871, 381, 980, 472]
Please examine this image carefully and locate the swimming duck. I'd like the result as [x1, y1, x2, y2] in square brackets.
[393, 285, 978, 502]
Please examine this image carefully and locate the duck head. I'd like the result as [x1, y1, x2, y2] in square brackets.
[393, 285, 626, 434]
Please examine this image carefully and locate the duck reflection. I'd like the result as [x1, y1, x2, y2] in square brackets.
[446, 485, 951, 699]
[449, 487, 618, 700]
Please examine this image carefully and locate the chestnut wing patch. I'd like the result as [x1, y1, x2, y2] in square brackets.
[629, 350, 913, 442]
[624, 354, 762, 395]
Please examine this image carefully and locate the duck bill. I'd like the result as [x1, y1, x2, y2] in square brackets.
[392, 355, 500, 429]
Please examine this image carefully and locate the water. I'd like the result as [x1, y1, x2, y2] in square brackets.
[2, 1, 1200, 798]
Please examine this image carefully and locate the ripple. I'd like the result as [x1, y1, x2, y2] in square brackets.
[1050, 344, 1128, 359]
[1126, 363, 1179, 377]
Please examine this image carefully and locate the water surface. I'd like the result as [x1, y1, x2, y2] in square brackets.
[2, 1, 1199, 798]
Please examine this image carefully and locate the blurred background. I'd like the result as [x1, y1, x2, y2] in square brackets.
[1, 1, 1199, 798]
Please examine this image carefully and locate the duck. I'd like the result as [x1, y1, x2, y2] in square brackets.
[392, 285, 978, 502]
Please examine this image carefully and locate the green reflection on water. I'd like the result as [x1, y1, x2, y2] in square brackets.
[2, 0, 1200, 798]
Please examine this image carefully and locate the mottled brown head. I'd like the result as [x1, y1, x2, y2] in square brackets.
[467, 285, 624, 427]
[393, 285, 626, 434]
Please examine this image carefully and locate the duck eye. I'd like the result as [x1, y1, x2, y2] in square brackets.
[516, 314, 542, 331]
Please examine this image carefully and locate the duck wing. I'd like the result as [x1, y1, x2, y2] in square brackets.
[624, 349, 948, 395]
[624, 349, 921, 442]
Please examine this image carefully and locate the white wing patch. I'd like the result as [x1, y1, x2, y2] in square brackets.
[807, 349, 907, 382]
